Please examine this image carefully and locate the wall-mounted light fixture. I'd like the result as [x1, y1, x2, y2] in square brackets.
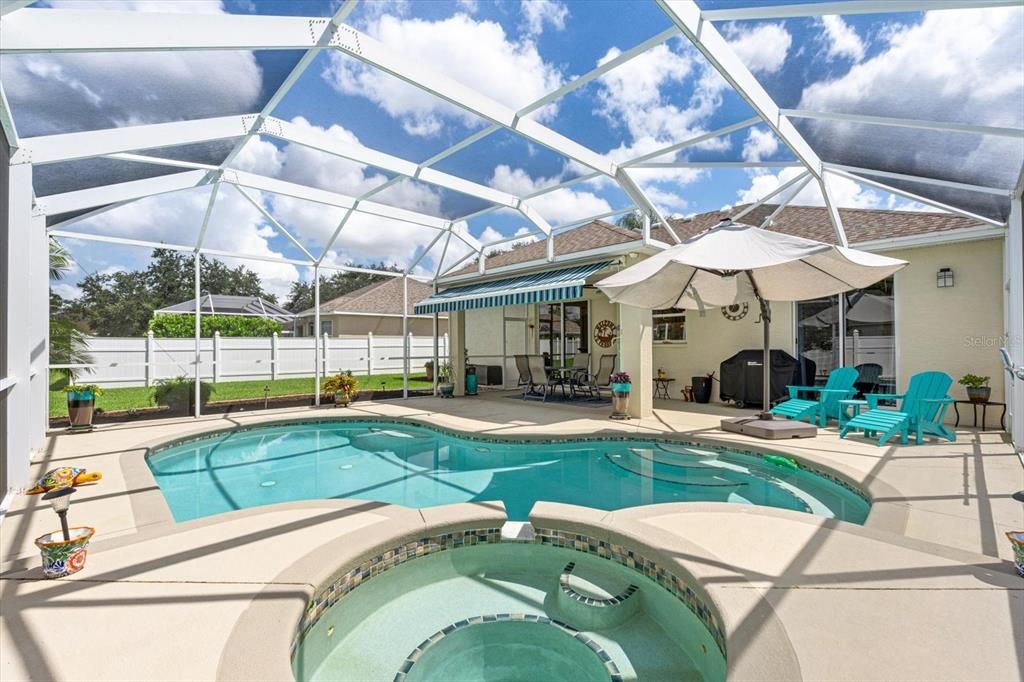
[936, 267, 954, 288]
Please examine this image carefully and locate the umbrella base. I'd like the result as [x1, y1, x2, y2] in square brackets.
[720, 416, 817, 440]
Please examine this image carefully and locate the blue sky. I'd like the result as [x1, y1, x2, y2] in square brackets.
[4, 0, 1022, 299]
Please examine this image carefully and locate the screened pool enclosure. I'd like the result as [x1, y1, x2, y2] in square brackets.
[1, 0, 1022, 501]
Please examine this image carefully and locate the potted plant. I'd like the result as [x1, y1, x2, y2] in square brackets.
[323, 371, 359, 407]
[424, 360, 434, 382]
[438, 362, 455, 398]
[958, 374, 991, 403]
[64, 384, 103, 430]
[154, 376, 212, 415]
[609, 371, 631, 420]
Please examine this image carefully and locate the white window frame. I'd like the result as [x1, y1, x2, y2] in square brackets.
[653, 308, 687, 344]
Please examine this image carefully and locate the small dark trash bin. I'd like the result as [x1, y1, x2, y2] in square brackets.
[691, 376, 712, 403]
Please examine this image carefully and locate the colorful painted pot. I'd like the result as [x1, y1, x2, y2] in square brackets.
[34, 526, 95, 579]
[1007, 531, 1024, 578]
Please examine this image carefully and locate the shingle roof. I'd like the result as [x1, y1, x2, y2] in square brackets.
[449, 205, 983, 277]
[298, 277, 442, 317]
[156, 294, 293, 323]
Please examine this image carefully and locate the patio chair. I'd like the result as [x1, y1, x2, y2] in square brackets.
[568, 351, 590, 395]
[854, 362, 883, 397]
[514, 354, 531, 387]
[523, 354, 563, 401]
[577, 354, 616, 399]
[839, 371, 956, 446]
[770, 366, 858, 427]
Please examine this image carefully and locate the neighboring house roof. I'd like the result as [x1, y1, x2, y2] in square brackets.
[296, 277, 444, 318]
[155, 294, 293, 323]
[449, 204, 984, 277]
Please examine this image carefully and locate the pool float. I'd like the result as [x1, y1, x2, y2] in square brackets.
[26, 467, 103, 495]
[763, 455, 799, 471]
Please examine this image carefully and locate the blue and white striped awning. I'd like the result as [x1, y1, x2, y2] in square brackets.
[415, 261, 613, 314]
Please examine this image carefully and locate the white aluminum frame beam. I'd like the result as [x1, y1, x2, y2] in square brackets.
[826, 167, 1007, 227]
[0, 0, 32, 17]
[823, 163, 1011, 196]
[819, 172, 850, 247]
[760, 175, 813, 227]
[732, 169, 812, 221]
[631, 161, 802, 169]
[781, 108, 1024, 139]
[232, 183, 316, 262]
[658, 0, 824, 181]
[36, 170, 208, 215]
[701, 0, 1020, 21]
[621, 116, 761, 167]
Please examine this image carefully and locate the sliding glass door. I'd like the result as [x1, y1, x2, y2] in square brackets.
[538, 301, 589, 367]
[795, 276, 895, 394]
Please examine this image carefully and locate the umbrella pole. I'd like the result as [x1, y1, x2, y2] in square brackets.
[760, 297, 773, 419]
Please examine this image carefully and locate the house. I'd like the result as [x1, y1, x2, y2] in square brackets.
[155, 294, 294, 325]
[423, 204, 1008, 419]
[294, 277, 448, 337]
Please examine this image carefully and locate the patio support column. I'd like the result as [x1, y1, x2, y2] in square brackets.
[402, 275, 409, 399]
[193, 253, 201, 418]
[1007, 197, 1023, 445]
[450, 310, 466, 396]
[432, 312, 439, 396]
[28, 210, 48, 452]
[618, 304, 653, 418]
[1, 139, 33, 501]
[314, 265, 320, 407]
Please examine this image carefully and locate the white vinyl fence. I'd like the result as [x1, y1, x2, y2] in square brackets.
[60, 332, 449, 388]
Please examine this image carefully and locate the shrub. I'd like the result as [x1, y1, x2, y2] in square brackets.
[148, 314, 283, 338]
[63, 384, 104, 396]
[323, 371, 359, 397]
[610, 371, 631, 384]
[154, 376, 212, 412]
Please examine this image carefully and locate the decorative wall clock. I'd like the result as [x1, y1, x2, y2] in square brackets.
[594, 319, 618, 348]
[721, 303, 749, 321]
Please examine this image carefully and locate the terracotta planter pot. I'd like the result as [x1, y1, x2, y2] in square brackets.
[35, 526, 95, 579]
[67, 391, 95, 428]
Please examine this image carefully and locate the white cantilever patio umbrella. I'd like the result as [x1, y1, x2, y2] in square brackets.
[596, 220, 908, 437]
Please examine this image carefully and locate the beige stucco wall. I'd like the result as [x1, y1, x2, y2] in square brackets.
[652, 302, 795, 402]
[890, 238, 1005, 407]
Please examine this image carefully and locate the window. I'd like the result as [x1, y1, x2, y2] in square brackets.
[320, 320, 333, 336]
[653, 309, 686, 342]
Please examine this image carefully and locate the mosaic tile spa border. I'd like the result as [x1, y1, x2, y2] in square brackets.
[291, 525, 728, 663]
[148, 416, 871, 505]
[560, 561, 638, 607]
[393, 613, 623, 682]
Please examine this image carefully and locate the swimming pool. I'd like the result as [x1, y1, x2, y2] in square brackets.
[147, 419, 870, 523]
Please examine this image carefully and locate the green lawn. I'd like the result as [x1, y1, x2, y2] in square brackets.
[49, 373, 432, 417]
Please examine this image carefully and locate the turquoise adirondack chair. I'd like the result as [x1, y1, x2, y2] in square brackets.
[770, 367, 858, 427]
[839, 371, 956, 446]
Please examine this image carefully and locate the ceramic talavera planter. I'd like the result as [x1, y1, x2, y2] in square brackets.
[35, 526, 95, 579]
[610, 382, 631, 420]
[1007, 531, 1024, 578]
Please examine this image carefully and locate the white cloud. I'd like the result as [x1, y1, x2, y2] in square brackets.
[322, 13, 565, 136]
[722, 22, 792, 75]
[735, 166, 934, 212]
[490, 164, 612, 225]
[520, 0, 569, 37]
[742, 128, 780, 163]
[4, 1, 262, 136]
[819, 16, 866, 62]
[456, 0, 479, 13]
[51, 283, 82, 300]
[797, 6, 1024, 194]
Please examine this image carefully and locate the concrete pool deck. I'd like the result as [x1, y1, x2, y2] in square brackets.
[1, 395, 1022, 681]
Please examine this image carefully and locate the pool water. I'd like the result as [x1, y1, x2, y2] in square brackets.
[293, 543, 726, 682]
[147, 420, 870, 523]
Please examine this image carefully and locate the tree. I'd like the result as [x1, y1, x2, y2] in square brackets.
[65, 249, 279, 337]
[616, 211, 646, 231]
[285, 261, 402, 312]
[48, 238, 92, 383]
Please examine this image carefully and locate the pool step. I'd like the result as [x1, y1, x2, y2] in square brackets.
[555, 562, 640, 629]
[606, 449, 747, 488]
